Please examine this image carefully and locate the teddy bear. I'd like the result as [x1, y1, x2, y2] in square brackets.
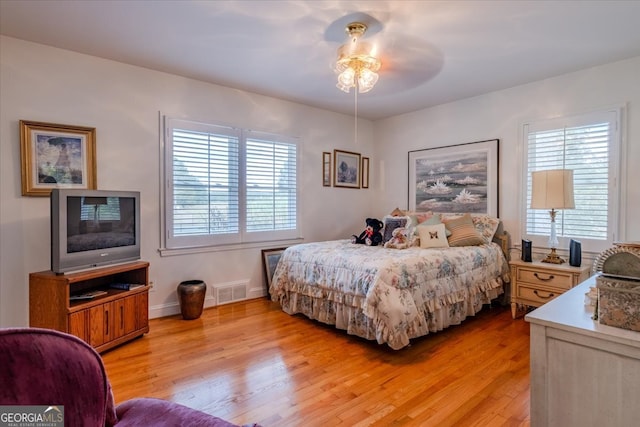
[352, 218, 384, 246]
[384, 226, 414, 249]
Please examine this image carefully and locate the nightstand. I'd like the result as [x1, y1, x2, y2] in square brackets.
[509, 259, 590, 318]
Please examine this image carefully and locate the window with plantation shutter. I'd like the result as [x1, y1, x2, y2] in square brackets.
[245, 131, 297, 235]
[522, 108, 622, 253]
[164, 118, 299, 250]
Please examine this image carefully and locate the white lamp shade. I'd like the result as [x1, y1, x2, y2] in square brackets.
[531, 169, 575, 209]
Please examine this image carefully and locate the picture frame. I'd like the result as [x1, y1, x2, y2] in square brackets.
[262, 247, 287, 295]
[361, 157, 370, 189]
[322, 151, 331, 187]
[408, 139, 499, 216]
[333, 149, 361, 188]
[20, 120, 97, 196]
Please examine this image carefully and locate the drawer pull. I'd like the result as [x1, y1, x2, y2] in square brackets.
[534, 289, 555, 299]
[534, 273, 555, 282]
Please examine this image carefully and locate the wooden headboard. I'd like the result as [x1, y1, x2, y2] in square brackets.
[492, 223, 511, 261]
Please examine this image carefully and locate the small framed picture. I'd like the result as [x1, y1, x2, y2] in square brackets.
[322, 152, 331, 187]
[262, 247, 287, 296]
[333, 149, 361, 188]
[361, 157, 370, 189]
[20, 120, 97, 196]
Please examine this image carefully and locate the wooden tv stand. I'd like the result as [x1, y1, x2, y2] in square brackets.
[29, 261, 150, 353]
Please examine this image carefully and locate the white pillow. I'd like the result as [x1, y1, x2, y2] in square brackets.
[418, 223, 450, 249]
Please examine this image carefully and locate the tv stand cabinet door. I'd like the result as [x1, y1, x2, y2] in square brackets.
[135, 292, 149, 331]
[88, 304, 105, 347]
[123, 295, 137, 335]
[69, 310, 89, 342]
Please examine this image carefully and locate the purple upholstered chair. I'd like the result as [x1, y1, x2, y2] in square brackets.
[0, 328, 260, 427]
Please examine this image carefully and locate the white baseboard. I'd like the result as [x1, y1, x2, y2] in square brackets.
[148, 283, 267, 319]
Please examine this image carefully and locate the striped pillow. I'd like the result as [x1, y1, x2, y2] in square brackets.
[444, 213, 484, 246]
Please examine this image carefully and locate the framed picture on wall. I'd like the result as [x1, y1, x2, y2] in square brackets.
[322, 152, 331, 187]
[408, 139, 499, 216]
[333, 149, 361, 188]
[20, 120, 97, 196]
[361, 157, 370, 189]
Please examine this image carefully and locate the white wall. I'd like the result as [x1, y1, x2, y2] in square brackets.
[0, 36, 376, 326]
[374, 56, 640, 260]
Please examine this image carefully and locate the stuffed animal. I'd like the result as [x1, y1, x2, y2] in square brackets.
[352, 218, 384, 246]
[384, 226, 413, 249]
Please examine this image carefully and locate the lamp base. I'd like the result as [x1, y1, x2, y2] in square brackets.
[541, 247, 565, 264]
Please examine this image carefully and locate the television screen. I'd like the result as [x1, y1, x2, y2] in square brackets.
[51, 189, 140, 274]
[66, 195, 136, 253]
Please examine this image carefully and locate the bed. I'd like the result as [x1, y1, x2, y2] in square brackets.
[269, 213, 510, 350]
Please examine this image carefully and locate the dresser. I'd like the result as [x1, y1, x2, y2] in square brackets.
[525, 276, 640, 427]
[509, 259, 590, 318]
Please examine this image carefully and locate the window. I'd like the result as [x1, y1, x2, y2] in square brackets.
[164, 118, 299, 250]
[523, 108, 622, 253]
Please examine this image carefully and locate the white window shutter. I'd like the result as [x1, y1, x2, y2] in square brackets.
[523, 108, 621, 253]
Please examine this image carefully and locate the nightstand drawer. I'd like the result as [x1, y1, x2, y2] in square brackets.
[517, 285, 560, 305]
[517, 268, 573, 290]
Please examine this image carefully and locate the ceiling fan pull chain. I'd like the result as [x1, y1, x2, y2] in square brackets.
[354, 87, 358, 144]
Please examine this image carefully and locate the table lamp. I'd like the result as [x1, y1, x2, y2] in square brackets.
[530, 169, 575, 264]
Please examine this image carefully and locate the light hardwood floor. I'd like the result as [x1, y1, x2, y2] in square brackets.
[102, 298, 531, 427]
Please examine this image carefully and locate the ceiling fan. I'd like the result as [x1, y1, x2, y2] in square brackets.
[325, 12, 443, 95]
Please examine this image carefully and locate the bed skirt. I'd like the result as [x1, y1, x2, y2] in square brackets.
[278, 278, 504, 350]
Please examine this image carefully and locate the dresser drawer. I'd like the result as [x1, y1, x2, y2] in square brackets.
[517, 284, 560, 305]
[517, 268, 573, 290]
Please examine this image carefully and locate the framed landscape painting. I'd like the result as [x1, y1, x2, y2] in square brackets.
[20, 120, 97, 196]
[408, 139, 499, 216]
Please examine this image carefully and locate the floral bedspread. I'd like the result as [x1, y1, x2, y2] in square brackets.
[270, 239, 509, 349]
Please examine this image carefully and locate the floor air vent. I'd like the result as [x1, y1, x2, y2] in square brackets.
[214, 282, 248, 305]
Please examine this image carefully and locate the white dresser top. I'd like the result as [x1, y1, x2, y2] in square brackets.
[525, 275, 640, 348]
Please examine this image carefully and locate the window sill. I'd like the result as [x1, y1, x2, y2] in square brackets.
[158, 237, 304, 257]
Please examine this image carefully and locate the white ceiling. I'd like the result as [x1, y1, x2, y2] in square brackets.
[2, 0, 640, 120]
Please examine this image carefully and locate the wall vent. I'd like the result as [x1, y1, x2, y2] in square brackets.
[214, 281, 248, 305]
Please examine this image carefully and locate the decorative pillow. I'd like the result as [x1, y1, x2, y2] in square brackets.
[418, 223, 450, 248]
[471, 215, 501, 244]
[420, 214, 451, 236]
[406, 211, 434, 228]
[382, 215, 410, 243]
[390, 207, 405, 217]
[443, 213, 484, 247]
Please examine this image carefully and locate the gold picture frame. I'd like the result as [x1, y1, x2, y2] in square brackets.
[20, 120, 97, 196]
[361, 157, 370, 189]
[333, 149, 361, 188]
[322, 152, 331, 187]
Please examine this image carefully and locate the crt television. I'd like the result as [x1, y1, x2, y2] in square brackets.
[51, 189, 141, 274]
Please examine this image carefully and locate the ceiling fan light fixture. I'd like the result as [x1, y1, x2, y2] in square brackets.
[357, 67, 378, 93]
[336, 67, 355, 92]
[334, 22, 381, 94]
